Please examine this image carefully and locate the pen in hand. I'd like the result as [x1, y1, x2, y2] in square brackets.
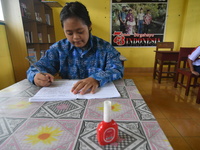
[25, 56, 53, 84]
[25, 56, 46, 76]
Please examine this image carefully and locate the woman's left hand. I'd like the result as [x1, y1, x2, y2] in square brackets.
[71, 77, 99, 95]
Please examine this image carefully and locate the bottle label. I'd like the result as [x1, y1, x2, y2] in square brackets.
[103, 127, 115, 143]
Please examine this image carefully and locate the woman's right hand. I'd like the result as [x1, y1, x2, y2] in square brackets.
[34, 73, 54, 87]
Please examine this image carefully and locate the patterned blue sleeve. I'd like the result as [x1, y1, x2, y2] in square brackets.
[26, 46, 60, 84]
[89, 43, 124, 87]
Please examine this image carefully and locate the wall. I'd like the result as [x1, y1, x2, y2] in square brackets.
[0, 24, 15, 89]
[2, 0, 29, 82]
[52, 0, 199, 68]
[52, 0, 111, 42]
[180, 0, 200, 47]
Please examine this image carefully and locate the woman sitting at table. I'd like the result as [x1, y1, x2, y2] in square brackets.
[188, 46, 200, 76]
[26, 1, 124, 95]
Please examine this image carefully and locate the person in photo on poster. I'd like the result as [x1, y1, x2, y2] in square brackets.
[132, 7, 137, 33]
[126, 9, 136, 34]
[112, 8, 120, 32]
[119, 6, 127, 33]
[143, 10, 152, 33]
[137, 8, 144, 34]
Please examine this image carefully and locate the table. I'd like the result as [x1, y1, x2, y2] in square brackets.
[0, 79, 173, 150]
[153, 51, 179, 83]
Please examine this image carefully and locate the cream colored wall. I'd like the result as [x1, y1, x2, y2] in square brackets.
[164, 0, 186, 47]
[2, 0, 29, 82]
[0, 24, 15, 89]
[180, 0, 200, 47]
[52, 0, 112, 42]
[52, 0, 191, 68]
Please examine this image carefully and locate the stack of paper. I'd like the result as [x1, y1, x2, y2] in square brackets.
[29, 80, 121, 102]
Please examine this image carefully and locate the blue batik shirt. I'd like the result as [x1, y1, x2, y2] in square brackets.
[27, 35, 124, 87]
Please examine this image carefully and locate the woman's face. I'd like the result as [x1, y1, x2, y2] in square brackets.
[63, 17, 90, 48]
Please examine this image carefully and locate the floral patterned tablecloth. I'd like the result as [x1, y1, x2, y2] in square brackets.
[0, 79, 173, 150]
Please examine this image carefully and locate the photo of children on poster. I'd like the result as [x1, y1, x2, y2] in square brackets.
[111, 0, 168, 47]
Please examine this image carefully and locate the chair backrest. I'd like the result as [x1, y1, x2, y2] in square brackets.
[156, 42, 174, 51]
[177, 47, 196, 68]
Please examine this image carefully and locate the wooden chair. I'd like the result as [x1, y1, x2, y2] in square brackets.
[174, 47, 198, 96]
[196, 86, 200, 104]
[153, 42, 178, 83]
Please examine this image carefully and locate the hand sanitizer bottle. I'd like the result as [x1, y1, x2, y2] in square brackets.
[97, 101, 118, 145]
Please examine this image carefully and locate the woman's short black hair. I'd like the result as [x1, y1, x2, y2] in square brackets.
[60, 1, 92, 28]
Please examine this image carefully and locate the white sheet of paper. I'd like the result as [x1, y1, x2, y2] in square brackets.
[29, 80, 120, 102]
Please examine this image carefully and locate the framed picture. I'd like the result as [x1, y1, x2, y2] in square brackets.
[111, 0, 168, 47]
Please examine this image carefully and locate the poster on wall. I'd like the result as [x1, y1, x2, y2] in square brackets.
[111, 0, 168, 47]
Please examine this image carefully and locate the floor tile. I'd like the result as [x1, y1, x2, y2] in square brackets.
[168, 119, 200, 136]
[194, 119, 200, 125]
[184, 107, 200, 119]
[159, 107, 192, 119]
[147, 104, 166, 119]
[168, 137, 192, 150]
[184, 137, 200, 150]
[156, 118, 181, 137]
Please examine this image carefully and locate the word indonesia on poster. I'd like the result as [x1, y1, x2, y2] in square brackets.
[111, 0, 168, 47]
